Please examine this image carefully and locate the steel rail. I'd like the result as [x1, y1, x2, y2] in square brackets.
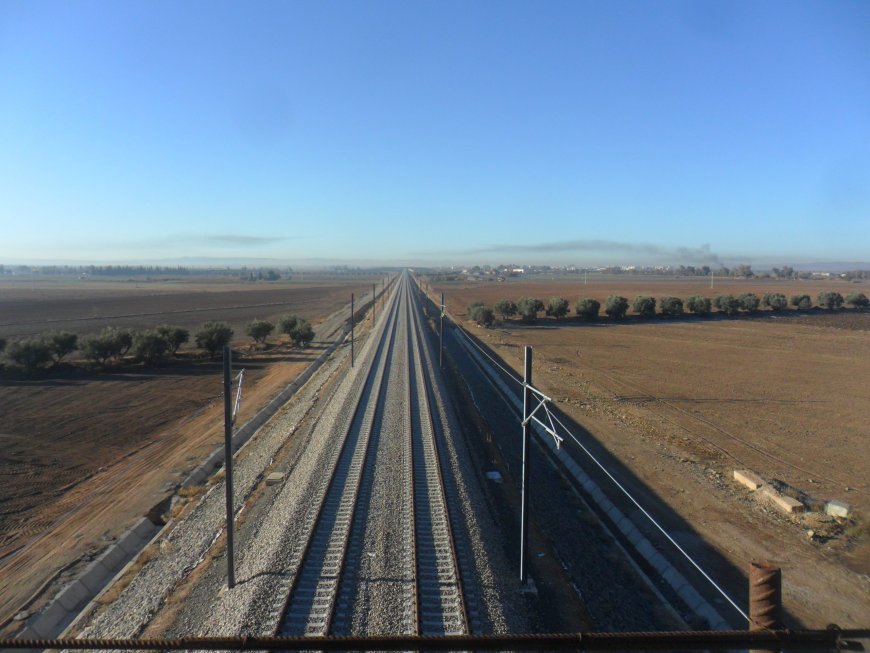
[414, 284, 482, 633]
[276, 279, 403, 636]
[6, 628, 858, 650]
[402, 285, 422, 636]
[406, 279, 470, 635]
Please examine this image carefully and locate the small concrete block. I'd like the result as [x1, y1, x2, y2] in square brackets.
[265, 472, 285, 486]
[56, 581, 88, 611]
[16, 626, 40, 640]
[632, 535, 653, 559]
[650, 552, 672, 575]
[98, 543, 129, 571]
[131, 517, 156, 539]
[734, 469, 765, 490]
[117, 532, 146, 555]
[825, 500, 850, 518]
[78, 562, 109, 593]
[24, 616, 55, 639]
[34, 601, 66, 632]
[662, 566, 686, 590]
[758, 484, 804, 513]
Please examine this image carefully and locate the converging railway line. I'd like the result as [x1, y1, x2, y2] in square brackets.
[276, 273, 472, 636]
[43, 270, 708, 644]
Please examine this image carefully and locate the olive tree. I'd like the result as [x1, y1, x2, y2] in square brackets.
[467, 301, 485, 321]
[470, 305, 495, 327]
[817, 291, 844, 310]
[762, 293, 788, 311]
[289, 319, 314, 346]
[494, 299, 517, 320]
[133, 330, 170, 366]
[739, 293, 761, 313]
[103, 327, 134, 356]
[659, 296, 683, 316]
[6, 338, 53, 372]
[546, 297, 570, 319]
[279, 314, 299, 335]
[156, 325, 189, 355]
[44, 331, 78, 365]
[246, 319, 275, 344]
[517, 297, 544, 323]
[714, 295, 741, 316]
[80, 327, 128, 366]
[575, 298, 600, 320]
[195, 321, 234, 358]
[790, 294, 812, 310]
[686, 295, 712, 315]
[632, 296, 656, 318]
[605, 295, 629, 319]
[846, 291, 869, 310]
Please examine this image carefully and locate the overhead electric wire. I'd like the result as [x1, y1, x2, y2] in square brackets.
[442, 309, 749, 623]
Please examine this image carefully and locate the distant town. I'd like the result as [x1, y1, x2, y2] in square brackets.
[430, 263, 870, 282]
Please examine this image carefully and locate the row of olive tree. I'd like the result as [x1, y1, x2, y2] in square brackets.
[2, 314, 323, 372]
[245, 314, 314, 347]
[467, 290, 868, 326]
[0, 325, 194, 372]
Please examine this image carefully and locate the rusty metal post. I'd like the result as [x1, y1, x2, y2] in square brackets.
[749, 562, 782, 653]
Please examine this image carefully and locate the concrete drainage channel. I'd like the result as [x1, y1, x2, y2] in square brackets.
[14, 319, 357, 643]
[452, 328, 731, 631]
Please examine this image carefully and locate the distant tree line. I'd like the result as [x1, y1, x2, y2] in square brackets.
[0, 264, 292, 279]
[464, 290, 868, 327]
[1, 314, 317, 374]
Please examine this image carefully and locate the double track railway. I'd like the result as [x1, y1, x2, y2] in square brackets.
[275, 273, 474, 636]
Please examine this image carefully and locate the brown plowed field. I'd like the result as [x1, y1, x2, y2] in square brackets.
[0, 276, 377, 629]
[0, 277, 374, 339]
[427, 275, 870, 628]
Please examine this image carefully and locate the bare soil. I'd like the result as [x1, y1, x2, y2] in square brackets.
[0, 277, 373, 339]
[427, 276, 870, 628]
[0, 276, 376, 628]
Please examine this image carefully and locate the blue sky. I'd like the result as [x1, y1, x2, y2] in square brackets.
[1, 1, 868, 266]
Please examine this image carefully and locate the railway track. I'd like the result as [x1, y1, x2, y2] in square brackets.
[275, 273, 471, 637]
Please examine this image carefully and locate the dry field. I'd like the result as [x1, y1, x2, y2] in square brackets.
[0, 275, 377, 628]
[427, 275, 870, 628]
[0, 276, 378, 340]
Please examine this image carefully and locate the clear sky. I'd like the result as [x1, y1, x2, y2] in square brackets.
[1, 1, 868, 267]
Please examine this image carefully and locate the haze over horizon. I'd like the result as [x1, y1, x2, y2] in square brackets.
[1, 1, 868, 266]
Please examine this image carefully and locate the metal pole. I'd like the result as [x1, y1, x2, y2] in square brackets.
[520, 345, 532, 585]
[439, 292, 444, 369]
[372, 283, 376, 324]
[222, 346, 235, 589]
[351, 293, 355, 367]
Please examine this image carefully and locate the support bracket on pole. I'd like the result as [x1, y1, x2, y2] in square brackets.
[232, 369, 245, 425]
[521, 384, 563, 449]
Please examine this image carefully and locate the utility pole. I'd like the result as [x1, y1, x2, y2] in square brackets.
[372, 283, 376, 324]
[439, 292, 445, 368]
[711, 269, 714, 289]
[519, 346, 532, 585]
[222, 346, 235, 589]
[350, 293, 355, 367]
